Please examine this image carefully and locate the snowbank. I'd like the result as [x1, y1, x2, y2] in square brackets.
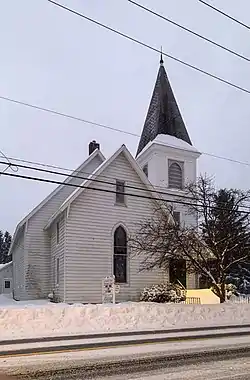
[1, 301, 250, 340]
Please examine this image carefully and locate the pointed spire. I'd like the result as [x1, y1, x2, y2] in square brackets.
[136, 58, 192, 157]
[160, 46, 164, 66]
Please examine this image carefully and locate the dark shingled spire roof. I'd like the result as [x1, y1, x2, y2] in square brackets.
[136, 57, 192, 157]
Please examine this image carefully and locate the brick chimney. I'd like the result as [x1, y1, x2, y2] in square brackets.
[89, 140, 100, 155]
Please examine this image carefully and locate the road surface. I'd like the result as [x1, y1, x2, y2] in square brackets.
[1, 328, 250, 379]
[97, 356, 250, 379]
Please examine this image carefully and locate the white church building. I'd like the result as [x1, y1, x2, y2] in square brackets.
[10, 56, 201, 303]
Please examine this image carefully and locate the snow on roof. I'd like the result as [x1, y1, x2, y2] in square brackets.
[44, 144, 164, 230]
[0, 261, 12, 270]
[137, 134, 200, 158]
[9, 149, 105, 254]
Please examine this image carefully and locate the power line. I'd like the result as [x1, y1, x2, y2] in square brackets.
[198, 0, 250, 31]
[0, 151, 201, 198]
[128, 0, 250, 63]
[0, 159, 200, 203]
[0, 169, 196, 209]
[0, 96, 138, 138]
[2, 157, 250, 210]
[1, 160, 250, 214]
[0, 149, 18, 176]
[2, 95, 250, 169]
[47, 0, 250, 95]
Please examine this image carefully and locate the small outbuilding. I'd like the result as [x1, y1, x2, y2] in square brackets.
[0, 262, 13, 294]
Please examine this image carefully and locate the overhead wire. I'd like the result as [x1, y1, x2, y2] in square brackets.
[0, 160, 250, 214]
[128, 0, 250, 63]
[1, 3, 249, 213]
[1, 97, 250, 169]
[198, 0, 250, 31]
[47, 0, 250, 95]
[1, 154, 250, 210]
[0, 159, 201, 203]
[0, 95, 137, 138]
[0, 149, 18, 176]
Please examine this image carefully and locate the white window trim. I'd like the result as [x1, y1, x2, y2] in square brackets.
[3, 278, 12, 290]
[168, 159, 184, 190]
[56, 221, 60, 245]
[56, 257, 60, 286]
[115, 180, 127, 206]
[111, 223, 130, 286]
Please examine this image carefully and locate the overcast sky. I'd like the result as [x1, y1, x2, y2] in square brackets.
[1, 0, 250, 234]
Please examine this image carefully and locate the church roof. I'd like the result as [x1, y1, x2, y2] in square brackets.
[136, 56, 192, 157]
[44, 145, 166, 230]
[9, 148, 105, 255]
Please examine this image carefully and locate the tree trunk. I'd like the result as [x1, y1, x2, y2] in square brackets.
[219, 282, 226, 303]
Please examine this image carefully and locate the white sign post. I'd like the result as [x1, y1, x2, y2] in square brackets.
[102, 275, 116, 304]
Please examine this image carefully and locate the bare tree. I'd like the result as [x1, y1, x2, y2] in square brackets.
[130, 176, 250, 303]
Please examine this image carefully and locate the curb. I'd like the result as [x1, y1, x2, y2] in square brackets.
[1, 323, 250, 346]
[1, 329, 250, 357]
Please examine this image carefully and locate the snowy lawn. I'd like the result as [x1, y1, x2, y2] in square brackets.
[0, 294, 49, 308]
[1, 295, 250, 340]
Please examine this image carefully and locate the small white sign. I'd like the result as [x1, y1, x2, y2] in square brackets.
[102, 275, 115, 304]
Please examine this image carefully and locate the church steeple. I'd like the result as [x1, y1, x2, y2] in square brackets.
[136, 57, 192, 157]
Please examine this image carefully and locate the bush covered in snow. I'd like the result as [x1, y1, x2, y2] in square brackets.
[227, 264, 250, 295]
[225, 283, 239, 299]
[140, 283, 186, 303]
[211, 283, 238, 300]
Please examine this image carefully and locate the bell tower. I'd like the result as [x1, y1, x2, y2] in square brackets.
[136, 54, 200, 194]
[136, 55, 201, 289]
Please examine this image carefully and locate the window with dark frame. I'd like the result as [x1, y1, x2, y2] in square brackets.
[142, 164, 148, 177]
[116, 180, 125, 204]
[169, 258, 186, 288]
[56, 258, 60, 285]
[4, 280, 10, 289]
[173, 211, 180, 225]
[113, 226, 127, 283]
[56, 222, 60, 244]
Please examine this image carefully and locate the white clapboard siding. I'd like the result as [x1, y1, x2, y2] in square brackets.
[63, 151, 165, 304]
[50, 216, 65, 301]
[0, 263, 13, 294]
[19, 154, 103, 300]
[12, 233, 26, 300]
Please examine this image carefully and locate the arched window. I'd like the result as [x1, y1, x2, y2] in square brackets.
[142, 164, 148, 177]
[168, 162, 183, 189]
[113, 226, 127, 283]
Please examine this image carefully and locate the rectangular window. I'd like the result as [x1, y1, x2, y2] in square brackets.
[56, 222, 60, 244]
[169, 259, 186, 288]
[173, 211, 180, 225]
[56, 258, 60, 285]
[4, 280, 10, 289]
[116, 180, 125, 204]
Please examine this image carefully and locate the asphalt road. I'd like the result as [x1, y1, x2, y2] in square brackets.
[97, 356, 250, 379]
[10, 345, 250, 379]
[2, 329, 250, 379]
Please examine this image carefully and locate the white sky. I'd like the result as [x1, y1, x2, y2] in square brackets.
[1, 0, 250, 233]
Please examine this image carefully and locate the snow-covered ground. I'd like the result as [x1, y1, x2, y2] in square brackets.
[0, 294, 49, 307]
[0, 294, 250, 340]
